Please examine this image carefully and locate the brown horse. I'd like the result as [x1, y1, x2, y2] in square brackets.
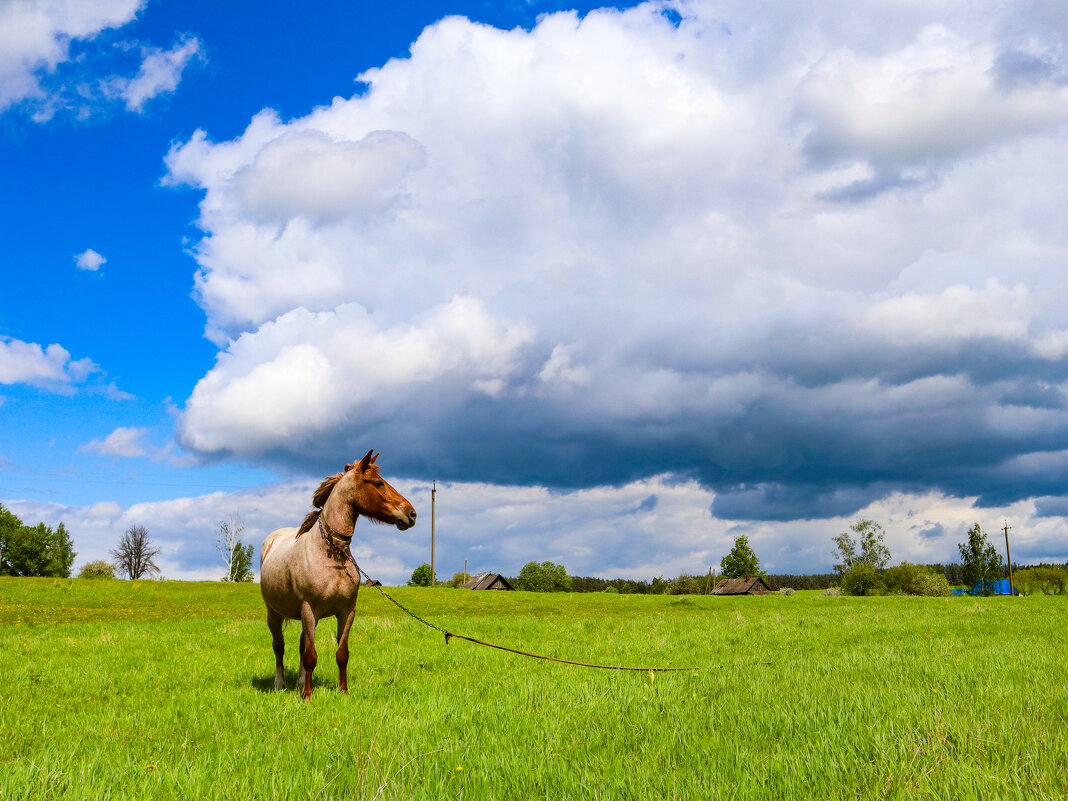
[260, 450, 417, 699]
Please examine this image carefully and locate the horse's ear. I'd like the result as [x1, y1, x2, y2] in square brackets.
[356, 449, 374, 472]
[371, 451, 379, 464]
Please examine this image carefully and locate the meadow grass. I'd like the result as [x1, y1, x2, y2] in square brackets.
[0, 577, 1065, 800]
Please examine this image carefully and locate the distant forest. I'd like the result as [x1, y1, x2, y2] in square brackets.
[554, 562, 1068, 593]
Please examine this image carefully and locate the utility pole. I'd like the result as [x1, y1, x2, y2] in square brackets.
[464, 558, 468, 586]
[431, 480, 436, 586]
[705, 566, 712, 595]
[1003, 520, 1014, 596]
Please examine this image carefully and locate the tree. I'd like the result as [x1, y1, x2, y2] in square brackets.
[720, 536, 762, 579]
[514, 561, 571, 592]
[111, 525, 160, 580]
[216, 514, 254, 582]
[408, 563, 433, 587]
[0, 505, 76, 577]
[958, 523, 1002, 595]
[78, 560, 116, 579]
[1014, 566, 1068, 596]
[833, 519, 891, 573]
[443, 571, 470, 588]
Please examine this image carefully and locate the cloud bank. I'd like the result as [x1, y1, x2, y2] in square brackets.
[9, 477, 1067, 583]
[167, 0, 1068, 522]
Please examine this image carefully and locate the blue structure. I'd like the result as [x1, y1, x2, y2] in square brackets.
[951, 579, 1014, 596]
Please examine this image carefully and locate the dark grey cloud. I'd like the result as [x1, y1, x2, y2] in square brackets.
[917, 523, 945, 541]
[1033, 496, 1068, 517]
[817, 170, 931, 203]
[995, 50, 1068, 89]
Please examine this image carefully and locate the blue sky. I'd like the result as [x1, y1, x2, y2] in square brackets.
[3, 0, 1068, 582]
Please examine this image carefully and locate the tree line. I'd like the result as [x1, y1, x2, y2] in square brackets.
[410, 521, 1067, 595]
[0, 503, 255, 582]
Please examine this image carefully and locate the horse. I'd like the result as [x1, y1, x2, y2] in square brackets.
[260, 450, 417, 699]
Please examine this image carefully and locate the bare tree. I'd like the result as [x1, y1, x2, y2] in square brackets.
[216, 514, 254, 582]
[111, 525, 160, 580]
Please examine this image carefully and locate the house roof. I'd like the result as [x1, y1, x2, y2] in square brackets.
[712, 576, 773, 595]
[462, 572, 515, 590]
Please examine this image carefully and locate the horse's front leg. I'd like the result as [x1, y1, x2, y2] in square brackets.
[299, 602, 318, 700]
[336, 606, 356, 694]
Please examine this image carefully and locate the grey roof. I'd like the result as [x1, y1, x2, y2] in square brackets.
[462, 573, 515, 590]
[712, 576, 773, 595]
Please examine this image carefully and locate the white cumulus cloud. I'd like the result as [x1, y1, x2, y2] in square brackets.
[0, 0, 144, 112]
[74, 248, 107, 271]
[0, 336, 96, 387]
[109, 33, 203, 112]
[79, 426, 151, 458]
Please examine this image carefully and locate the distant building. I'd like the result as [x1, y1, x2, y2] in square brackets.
[712, 576, 773, 595]
[463, 573, 515, 591]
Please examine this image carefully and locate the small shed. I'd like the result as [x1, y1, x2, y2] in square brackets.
[463, 573, 515, 591]
[712, 576, 773, 595]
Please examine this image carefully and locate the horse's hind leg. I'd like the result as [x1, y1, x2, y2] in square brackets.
[336, 607, 356, 693]
[299, 602, 318, 700]
[267, 607, 286, 691]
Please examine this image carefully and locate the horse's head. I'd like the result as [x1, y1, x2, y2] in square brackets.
[340, 450, 417, 531]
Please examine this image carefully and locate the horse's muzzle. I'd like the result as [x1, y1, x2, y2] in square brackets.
[396, 507, 417, 530]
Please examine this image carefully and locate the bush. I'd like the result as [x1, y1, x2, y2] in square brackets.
[667, 574, 704, 595]
[779, 587, 795, 596]
[840, 562, 885, 596]
[820, 587, 841, 596]
[78, 560, 116, 579]
[882, 562, 949, 596]
[912, 571, 951, 597]
[603, 586, 619, 594]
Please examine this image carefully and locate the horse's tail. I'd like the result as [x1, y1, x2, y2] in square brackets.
[297, 509, 320, 537]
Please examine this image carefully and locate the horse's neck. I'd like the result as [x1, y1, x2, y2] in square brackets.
[321, 496, 358, 538]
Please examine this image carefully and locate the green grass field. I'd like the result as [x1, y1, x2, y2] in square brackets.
[1, 578, 1065, 800]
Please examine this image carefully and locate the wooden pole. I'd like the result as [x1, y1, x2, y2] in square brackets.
[464, 558, 468, 586]
[705, 566, 712, 595]
[431, 480, 436, 587]
[1003, 521, 1014, 596]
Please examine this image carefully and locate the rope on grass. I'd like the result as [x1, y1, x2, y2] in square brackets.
[356, 565, 772, 673]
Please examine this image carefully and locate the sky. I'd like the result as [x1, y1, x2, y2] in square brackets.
[2, 0, 1068, 584]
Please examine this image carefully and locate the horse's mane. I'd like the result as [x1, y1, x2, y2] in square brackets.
[296, 472, 344, 536]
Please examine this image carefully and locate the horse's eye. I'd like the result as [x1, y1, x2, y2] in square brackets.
[374, 480, 384, 488]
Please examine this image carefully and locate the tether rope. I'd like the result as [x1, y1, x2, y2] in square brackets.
[355, 565, 772, 673]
